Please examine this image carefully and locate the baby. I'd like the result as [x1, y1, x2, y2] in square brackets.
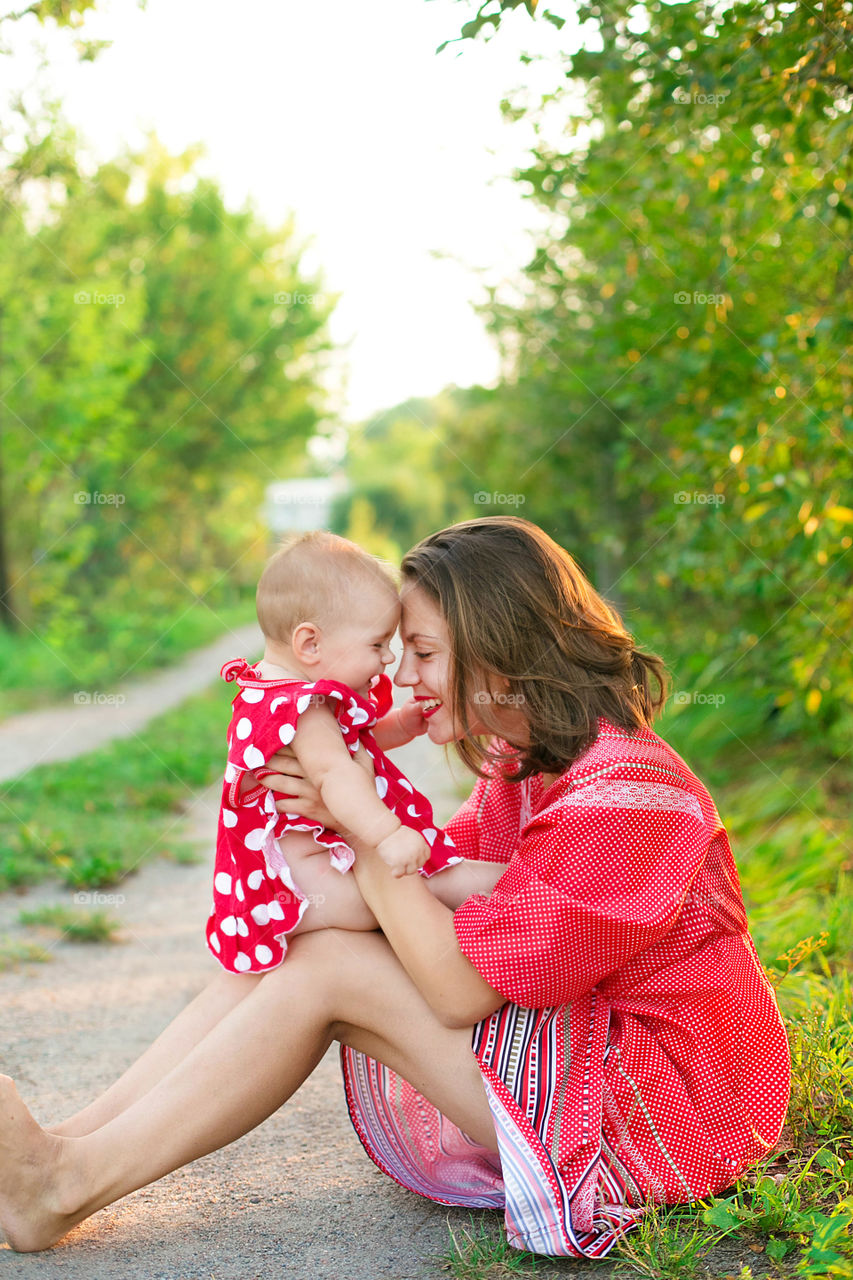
[207, 531, 491, 976]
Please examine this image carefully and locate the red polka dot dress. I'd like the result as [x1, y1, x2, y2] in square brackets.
[206, 658, 460, 974]
[340, 719, 791, 1258]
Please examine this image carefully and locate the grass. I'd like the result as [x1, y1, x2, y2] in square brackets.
[0, 937, 53, 972]
[442, 1219, 547, 1277]
[0, 597, 256, 717]
[0, 682, 230, 890]
[17, 904, 123, 943]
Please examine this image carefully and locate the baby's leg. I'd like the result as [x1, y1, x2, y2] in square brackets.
[283, 834, 379, 935]
[424, 859, 509, 911]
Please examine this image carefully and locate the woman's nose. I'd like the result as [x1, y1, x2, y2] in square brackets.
[394, 651, 416, 687]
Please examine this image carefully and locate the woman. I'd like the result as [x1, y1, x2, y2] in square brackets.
[0, 517, 790, 1258]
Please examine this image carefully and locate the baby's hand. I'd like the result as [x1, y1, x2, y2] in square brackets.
[395, 698, 429, 740]
[376, 825, 430, 878]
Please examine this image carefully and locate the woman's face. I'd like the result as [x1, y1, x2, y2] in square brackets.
[395, 582, 527, 746]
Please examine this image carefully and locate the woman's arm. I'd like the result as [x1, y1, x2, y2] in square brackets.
[350, 842, 508, 1029]
[425, 860, 509, 910]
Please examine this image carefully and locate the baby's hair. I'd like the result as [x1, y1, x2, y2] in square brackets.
[257, 530, 399, 642]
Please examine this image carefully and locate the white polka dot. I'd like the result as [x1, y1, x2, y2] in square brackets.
[220, 915, 237, 936]
[350, 707, 369, 726]
[270, 696, 288, 713]
[398, 778, 413, 792]
[296, 693, 312, 713]
[235, 878, 245, 902]
[375, 776, 388, 800]
[209, 931, 221, 952]
[233, 953, 251, 972]
[214, 871, 232, 894]
[255, 945, 274, 965]
[222, 808, 237, 828]
[407, 804, 420, 818]
[243, 745, 265, 769]
[279, 723, 296, 746]
[247, 869, 264, 890]
[422, 828, 436, 845]
[268, 900, 285, 920]
[235, 717, 253, 740]
[251, 903, 270, 926]
[236, 917, 249, 936]
[241, 688, 265, 703]
[244, 828, 266, 851]
[224, 762, 238, 783]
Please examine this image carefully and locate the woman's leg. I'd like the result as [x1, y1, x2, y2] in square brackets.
[0, 927, 496, 1254]
[53, 840, 378, 1137]
[48, 969, 262, 1137]
[46, 864, 504, 1140]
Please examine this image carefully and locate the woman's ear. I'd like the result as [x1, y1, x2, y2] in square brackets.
[291, 622, 322, 667]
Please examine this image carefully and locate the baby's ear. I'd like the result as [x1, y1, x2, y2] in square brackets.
[291, 622, 322, 663]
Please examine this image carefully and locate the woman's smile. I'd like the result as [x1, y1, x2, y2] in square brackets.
[414, 695, 443, 719]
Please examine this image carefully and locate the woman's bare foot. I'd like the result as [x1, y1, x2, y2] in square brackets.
[0, 1075, 86, 1252]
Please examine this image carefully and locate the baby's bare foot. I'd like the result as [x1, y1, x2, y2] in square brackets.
[0, 1074, 85, 1251]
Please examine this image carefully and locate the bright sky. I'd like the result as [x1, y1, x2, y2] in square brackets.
[3, 0, 580, 423]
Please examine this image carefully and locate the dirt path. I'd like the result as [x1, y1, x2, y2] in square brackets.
[0, 622, 262, 783]
[0, 708, 516, 1280]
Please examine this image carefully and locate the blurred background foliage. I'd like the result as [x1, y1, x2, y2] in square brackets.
[1, 0, 850, 771]
[342, 0, 852, 766]
[0, 89, 333, 704]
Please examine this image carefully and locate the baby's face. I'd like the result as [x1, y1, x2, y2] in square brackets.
[316, 586, 401, 697]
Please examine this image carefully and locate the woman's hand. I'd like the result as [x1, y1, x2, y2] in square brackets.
[258, 743, 376, 832]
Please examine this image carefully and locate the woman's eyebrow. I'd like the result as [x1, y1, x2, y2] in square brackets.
[404, 632, 438, 644]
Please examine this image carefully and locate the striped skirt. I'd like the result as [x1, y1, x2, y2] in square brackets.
[340, 999, 644, 1258]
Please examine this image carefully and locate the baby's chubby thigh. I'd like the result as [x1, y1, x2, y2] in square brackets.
[281, 831, 378, 935]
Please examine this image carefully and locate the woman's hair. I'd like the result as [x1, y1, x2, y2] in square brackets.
[257, 530, 398, 642]
[401, 516, 669, 780]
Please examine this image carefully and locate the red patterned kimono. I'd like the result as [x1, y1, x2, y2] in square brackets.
[341, 718, 790, 1257]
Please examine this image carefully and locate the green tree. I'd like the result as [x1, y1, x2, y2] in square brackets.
[1, 125, 334, 677]
[439, 0, 853, 750]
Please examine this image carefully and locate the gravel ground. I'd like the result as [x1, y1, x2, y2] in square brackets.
[0, 707, 514, 1280]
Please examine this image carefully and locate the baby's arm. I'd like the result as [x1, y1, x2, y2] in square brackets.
[424, 860, 510, 911]
[292, 705, 428, 876]
[372, 698, 428, 751]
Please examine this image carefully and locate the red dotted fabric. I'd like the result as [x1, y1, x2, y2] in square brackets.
[450, 719, 791, 1220]
[206, 658, 459, 973]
